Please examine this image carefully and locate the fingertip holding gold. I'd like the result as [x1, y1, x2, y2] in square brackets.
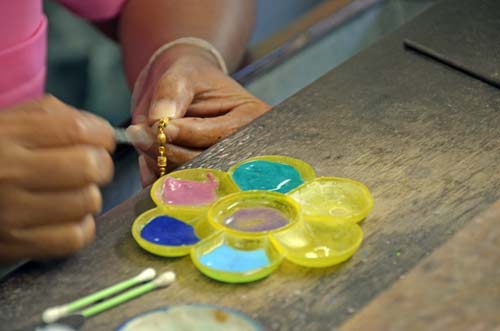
[125, 124, 154, 149]
[164, 123, 179, 142]
[151, 99, 178, 120]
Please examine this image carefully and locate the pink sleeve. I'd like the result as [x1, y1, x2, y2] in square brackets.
[57, 0, 127, 21]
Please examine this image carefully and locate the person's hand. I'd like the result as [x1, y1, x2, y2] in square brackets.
[128, 45, 271, 187]
[0, 95, 115, 262]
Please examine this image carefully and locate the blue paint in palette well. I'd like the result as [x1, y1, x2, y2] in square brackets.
[199, 244, 270, 273]
[231, 160, 303, 193]
[141, 216, 199, 246]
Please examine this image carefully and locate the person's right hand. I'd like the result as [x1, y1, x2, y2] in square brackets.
[0, 95, 115, 262]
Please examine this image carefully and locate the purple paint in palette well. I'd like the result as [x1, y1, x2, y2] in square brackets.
[223, 207, 289, 232]
[163, 173, 219, 205]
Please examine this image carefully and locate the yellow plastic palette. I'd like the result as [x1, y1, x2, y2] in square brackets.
[288, 177, 374, 223]
[132, 155, 374, 283]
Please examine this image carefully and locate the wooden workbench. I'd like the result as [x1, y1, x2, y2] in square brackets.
[340, 201, 500, 331]
[1, 0, 499, 330]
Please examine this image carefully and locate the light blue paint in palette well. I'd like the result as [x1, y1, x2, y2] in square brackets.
[199, 244, 270, 273]
[231, 160, 304, 193]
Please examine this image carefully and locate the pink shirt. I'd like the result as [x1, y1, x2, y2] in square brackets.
[0, 0, 126, 109]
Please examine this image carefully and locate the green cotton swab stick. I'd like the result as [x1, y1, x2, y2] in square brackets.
[81, 271, 176, 318]
[42, 268, 156, 323]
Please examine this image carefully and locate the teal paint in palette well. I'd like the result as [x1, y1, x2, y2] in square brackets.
[199, 244, 270, 273]
[231, 160, 303, 193]
[141, 216, 199, 246]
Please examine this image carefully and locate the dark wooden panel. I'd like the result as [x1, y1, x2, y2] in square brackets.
[1, 0, 499, 330]
[404, 0, 500, 87]
[340, 201, 500, 331]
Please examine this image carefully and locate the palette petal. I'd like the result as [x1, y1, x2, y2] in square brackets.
[228, 155, 316, 194]
[132, 208, 211, 257]
[288, 177, 374, 223]
[151, 169, 240, 217]
[270, 217, 363, 268]
[191, 231, 283, 283]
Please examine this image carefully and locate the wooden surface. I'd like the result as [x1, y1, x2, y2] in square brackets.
[1, 0, 500, 330]
[340, 200, 500, 331]
[404, 0, 500, 87]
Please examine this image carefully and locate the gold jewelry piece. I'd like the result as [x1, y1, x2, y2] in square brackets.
[157, 118, 168, 177]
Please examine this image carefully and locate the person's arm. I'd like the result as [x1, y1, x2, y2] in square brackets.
[116, 0, 269, 187]
[118, 0, 256, 85]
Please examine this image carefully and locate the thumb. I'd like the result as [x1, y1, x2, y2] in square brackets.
[148, 71, 194, 124]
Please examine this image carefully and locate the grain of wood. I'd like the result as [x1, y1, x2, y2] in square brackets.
[1, 1, 499, 331]
[339, 201, 500, 331]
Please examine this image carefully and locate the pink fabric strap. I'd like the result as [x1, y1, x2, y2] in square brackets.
[0, 1, 42, 50]
[0, 16, 47, 109]
[0, 0, 127, 109]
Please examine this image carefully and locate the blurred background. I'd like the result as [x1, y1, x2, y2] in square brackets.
[43, 0, 436, 211]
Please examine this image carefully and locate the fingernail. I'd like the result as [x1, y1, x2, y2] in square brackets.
[139, 155, 156, 187]
[90, 147, 108, 167]
[88, 185, 103, 214]
[165, 123, 179, 142]
[78, 214, 96, 245]
[91, 148, 114, 183]
[150, 100, 178, 120]
[126, 125, 154, 150]
[80, 112, 112, 131]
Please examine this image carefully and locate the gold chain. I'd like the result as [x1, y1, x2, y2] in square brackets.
[157, 118, 168, 177]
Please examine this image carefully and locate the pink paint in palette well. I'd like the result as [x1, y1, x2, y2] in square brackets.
[162, 173, 219, 205]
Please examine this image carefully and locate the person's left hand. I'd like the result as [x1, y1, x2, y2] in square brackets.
[128, 45, 271, 187]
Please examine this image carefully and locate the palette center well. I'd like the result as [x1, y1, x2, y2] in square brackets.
[209, 191, 300, 237]
[223, 207, 289, 232]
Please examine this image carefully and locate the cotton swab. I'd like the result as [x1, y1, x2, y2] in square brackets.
[42, 268, 156, 323]
[113, 127, 131, 145]
[81, 271, 176, 318]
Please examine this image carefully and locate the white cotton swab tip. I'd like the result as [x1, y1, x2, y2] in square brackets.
[42, 306, 70, 324]
[153, 271, 176, 288]
[135, 268, 157, 282]
[42, 268, 157, 324]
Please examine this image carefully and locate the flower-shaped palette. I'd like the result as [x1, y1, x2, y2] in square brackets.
[132, 155, 374, 283]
